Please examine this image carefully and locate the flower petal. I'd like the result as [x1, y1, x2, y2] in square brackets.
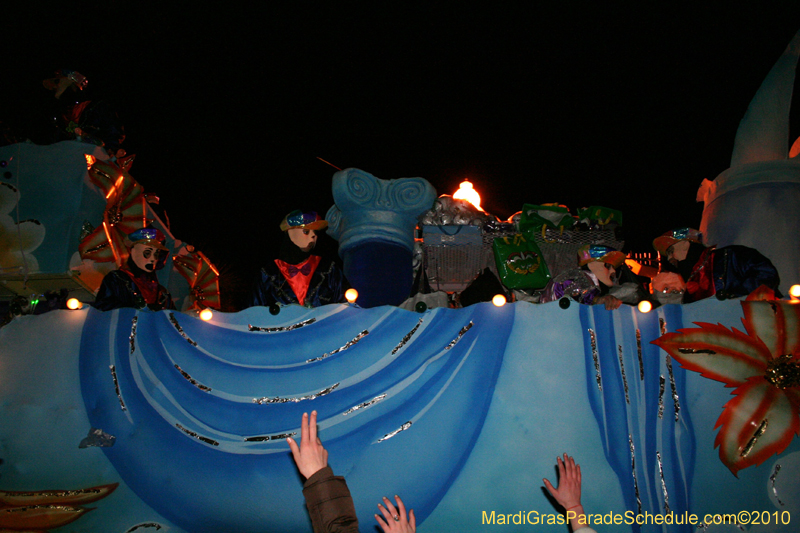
[652, 322, 770, 385]
[713, 378, 800, 476]
[742, 300, 800, 359]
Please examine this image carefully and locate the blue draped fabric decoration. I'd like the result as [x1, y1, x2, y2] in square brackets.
[580, 304, 696, 532]
[79, 303, 514, 532]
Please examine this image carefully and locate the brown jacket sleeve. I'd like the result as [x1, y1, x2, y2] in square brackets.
[302, 466, 360, 533]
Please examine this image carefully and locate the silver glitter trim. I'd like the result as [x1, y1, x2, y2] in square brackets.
[657, 451, 671, 514]
[392, 318, 423, 355]
[244, 431, 297, 442]
[125, 523, 163, 532]
[174, 364, 211, 392]
[618, 345, 630, 404]
[110, 365, 127, 411]
[445, 322, 473, 350]
[677, 348, 716, 354]
[741, 419, 768, 458]
[378, 421, 412, 442]
[253, 383, 339, 404]
[588, 329, 602, 391]
[2, 487, 106, 498]
[79, 427, 116, 448]
[659, 317, 667, 336]
[168, 313, 197, 346]
[665, 354, 680, 422]
[248, 318, 316, 332]
[343, 394, 387, 415]
[175, 423, 219, 446]
[658, 375, 666, 419]
[629, 434, 642, 515]
[635, 329, 644, 380]
[129, 316, 138, 354]
[307, 330, 369, 363]
[770, 464, 785, 506]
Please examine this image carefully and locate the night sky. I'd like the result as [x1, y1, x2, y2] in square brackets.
[3, 4, 800, 305]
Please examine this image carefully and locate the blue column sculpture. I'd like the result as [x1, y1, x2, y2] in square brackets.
[326, 168, 436, 308]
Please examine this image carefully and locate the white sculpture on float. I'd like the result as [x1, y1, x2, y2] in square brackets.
[698, 30, 800, 291]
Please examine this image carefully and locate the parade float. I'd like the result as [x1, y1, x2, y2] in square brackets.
[1, 32, 799, 533]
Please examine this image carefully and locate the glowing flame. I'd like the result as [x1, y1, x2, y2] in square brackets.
[638, 300, 653, 313]
[492, 294, 507, 307]
[84, 154, 96, 169]
[199, 308, 213, 321]
[345, 288, 359, 303]
[452, 180, 482, 211]
[66, 298, 83, 310]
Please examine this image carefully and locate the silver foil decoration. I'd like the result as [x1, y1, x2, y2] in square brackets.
[129, 315, 138, 355]
[175, 423, 219, 446]
[635, 329, 644, 380]
[392, 318, 423, 355]
[125, 523, 163, 532]
[741, 419, 768, 458]
[248, 318, 316, 332]
[253, 383, 339, 404]
[618, 345, 630, 404]
[629, 434, 642, 515]
[80, 220, 94, 240]
[244, 432, 297, 442]
[79, 427, 116, 448]
[168, 313, 197, 347]
[588, 329, 602, 391]
[110, 365, 127, 411]
[659, 317, 667, 336]
[677, 348, 717, 355]
[343, 394, 387, 415]
[770, 464, 785, 506]
[445, 322, 473, 350]
[657, 451, 671, 514]
[665, 354, 681, 422]
[378, 421, 412, 442]
[307, 330, 369, 363]
[85, 241, 110, 254]
[174, 364, 211, 392]
[658, 375, 666, 419]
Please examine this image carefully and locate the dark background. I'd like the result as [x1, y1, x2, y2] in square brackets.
[3, 3, 800, 306]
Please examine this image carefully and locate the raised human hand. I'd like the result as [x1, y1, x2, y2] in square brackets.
[543, 453, 582, 511]
[286, 411, 328, 480]
[375, 495, 416, 532]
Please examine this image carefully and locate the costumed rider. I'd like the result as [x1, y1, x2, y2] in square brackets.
[94, 228, 175, 311]
[652, 228, 781, 304]
[541, 245, 626, 310]
[250, 210, 346, 308]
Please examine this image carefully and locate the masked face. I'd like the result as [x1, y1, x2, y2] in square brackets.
[587, 261, 616, 287]
[130, 243, 160, 272]
[666, 240, 690, 265]
[287, 228, 317, 252]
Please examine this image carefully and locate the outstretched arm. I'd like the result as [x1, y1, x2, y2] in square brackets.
[543, 453, 586, 531]
[288, 411, 359, 532]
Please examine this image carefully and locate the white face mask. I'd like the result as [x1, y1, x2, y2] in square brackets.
[287, 228, 317, 252]
[587, 261, 616, 287]
[130, 244, 159, 272]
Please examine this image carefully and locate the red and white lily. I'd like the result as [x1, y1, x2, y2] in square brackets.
[653, 286, 800, 476]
